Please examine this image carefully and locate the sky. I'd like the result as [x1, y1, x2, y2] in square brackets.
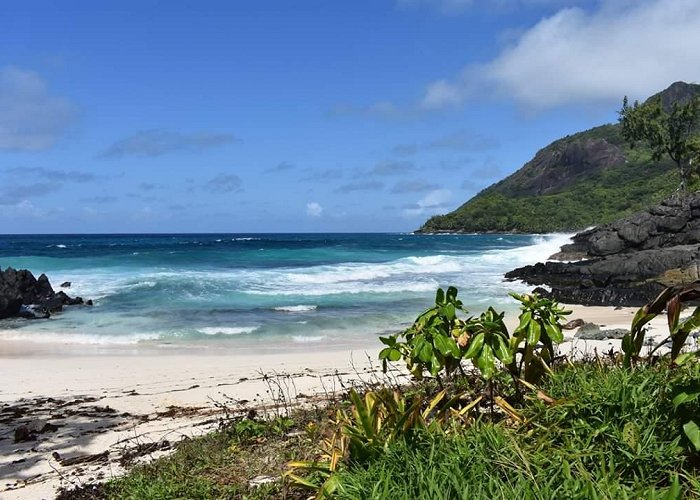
[1, 0, 699, 233]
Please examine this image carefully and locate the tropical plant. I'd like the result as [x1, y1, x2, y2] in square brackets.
[622, 283, 700, 367]
[382, 288, 571, 390]
[286, 386, 478, 498]
[379, 287, 467, 382]
[461, 307, 512, 381]
[670, 353, 700, 451]
[508, 292, 570, 383]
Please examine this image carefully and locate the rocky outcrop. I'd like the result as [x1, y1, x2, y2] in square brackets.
[0, 267, 89, 320]
[500, 137, 626, 197]
[555, 194, 700, 258]
[506, 194, 700, 306]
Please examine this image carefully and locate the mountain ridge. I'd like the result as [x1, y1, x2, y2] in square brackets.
[419, 82, 700, 234]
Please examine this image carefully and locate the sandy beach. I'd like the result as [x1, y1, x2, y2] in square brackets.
[0, 305, 674, 499]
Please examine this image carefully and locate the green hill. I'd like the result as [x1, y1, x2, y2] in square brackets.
[418, 82, 700, 234]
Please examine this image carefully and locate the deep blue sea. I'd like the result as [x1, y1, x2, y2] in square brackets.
[0, 233, 570, 353]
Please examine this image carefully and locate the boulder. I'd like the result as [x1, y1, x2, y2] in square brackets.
[574, 323, 629, 340]
[507, 193, 700, 306]
[0, 267, 89, 320]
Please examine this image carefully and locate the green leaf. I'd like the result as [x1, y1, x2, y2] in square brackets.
[444, 302, 456, 321]
[434, 333, 460, 358]
[446, 286, 458, 303]
[543, 322, 563, 344]
[430, 352, 443, 376]
[477, 344, 496, 379]
[673, 389, 700, 408]
[621, 333, 633, 355]
[379, 347, 402, 362]
[492, 334, 513, 364]
[683, 420, 700, 451]
[379, 335, 396, 347]
[517, 311, 532, 333]
[414, 337, 433, 363]
[674, 352, 696, 366]
[527, 319, 541, 345]
[464, 332, 485, 358]
[435, 288, 445, 305]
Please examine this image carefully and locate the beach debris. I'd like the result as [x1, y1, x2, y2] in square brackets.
[52, 450, 109, 467]
[248, 474, 278, 488]
[119, 440, 171, 467]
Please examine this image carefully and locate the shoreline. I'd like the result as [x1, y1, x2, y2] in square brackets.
[0, 304, 671, 499]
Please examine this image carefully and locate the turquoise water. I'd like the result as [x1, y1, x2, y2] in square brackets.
[0, 233, 570, 352]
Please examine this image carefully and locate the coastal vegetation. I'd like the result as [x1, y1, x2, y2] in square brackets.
[66, 285, 700, 499]
[619, 86, 700, 193]
[420, 82, 700, 234]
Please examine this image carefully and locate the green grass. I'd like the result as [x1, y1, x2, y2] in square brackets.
[66, 362, 700, 499]
[332, 363, 700, 499]
[98, 414, 315, 500]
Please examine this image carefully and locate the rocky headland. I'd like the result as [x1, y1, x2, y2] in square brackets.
[506, 193, 700, 306]
[0, 267, 91, 320]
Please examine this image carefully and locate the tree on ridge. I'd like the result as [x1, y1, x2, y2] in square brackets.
[619, 93, 700, 193]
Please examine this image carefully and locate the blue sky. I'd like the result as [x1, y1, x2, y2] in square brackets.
[1, 0, 699, 233]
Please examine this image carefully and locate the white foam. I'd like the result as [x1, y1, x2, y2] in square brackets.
[292, 335, 326, 343]
[0, 329, 160, 345]
[273, 305, 318, 312]
[197, 326, 259, 336]
[49, 233, 573, 304]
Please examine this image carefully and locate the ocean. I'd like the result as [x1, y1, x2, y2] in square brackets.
[0, 233, 570, 354]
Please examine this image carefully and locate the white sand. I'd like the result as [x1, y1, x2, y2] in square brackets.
[0, 304, 675, 499]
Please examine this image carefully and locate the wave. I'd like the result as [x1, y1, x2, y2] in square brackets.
[0, 329, 160, 345]
[47, 233, 572, 303]
[292, 335, 326, 343]
[273, 305, 318, 312]
[196, 326, 259, 336]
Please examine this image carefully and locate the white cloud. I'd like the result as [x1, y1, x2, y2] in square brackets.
[306, 201, 323, 217]
[419, 0, 700, 110]
[402, 189, 452, 217]
[0, 66, 76, 151]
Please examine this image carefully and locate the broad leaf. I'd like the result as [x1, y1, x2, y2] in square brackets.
[477, 344, 496, 379]
[683, 420, 700, 451]
[492, 334, 513, 364]
[434, 333, 460, 358]
[464, 332, 485, 358]
[527, 319, 541, 345]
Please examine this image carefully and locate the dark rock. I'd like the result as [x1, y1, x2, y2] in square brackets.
[17, 304, 51, 319]
[507, 193, 700, 307]
[60, 281, 71, 288]
[14, 425, 33, 443]
[562, 318, 585, 330]
[0, 267, 90, 320]
[575, 323, 629, 340]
